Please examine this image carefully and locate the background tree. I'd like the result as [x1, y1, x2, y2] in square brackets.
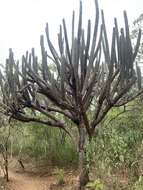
[132, 13, 143, 62]
[0, 0, 142, 189]
[0, 112, 11, 182]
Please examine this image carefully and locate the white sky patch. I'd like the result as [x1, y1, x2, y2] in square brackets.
[0, 0, 142, 63]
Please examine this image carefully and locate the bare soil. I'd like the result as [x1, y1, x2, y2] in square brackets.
[5, 159, 78, 190]
[7, 170, 53, 190]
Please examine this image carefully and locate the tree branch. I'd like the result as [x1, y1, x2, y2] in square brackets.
[12, 113, 71, 137]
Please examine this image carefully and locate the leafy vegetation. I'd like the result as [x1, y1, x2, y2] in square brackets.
[56, 169, 65, 185]
[86, 179, 105, 190]
[11, 122, 78, 167]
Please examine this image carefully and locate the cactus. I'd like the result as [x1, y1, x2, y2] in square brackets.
[0, 0, 142, 188]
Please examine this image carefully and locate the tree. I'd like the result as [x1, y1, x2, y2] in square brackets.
[132, 13, 143, 62]
[0, 113, 11, 182]
[0, 0, 142, 189]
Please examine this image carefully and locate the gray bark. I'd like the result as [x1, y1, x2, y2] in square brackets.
[78, 122, 89, 189]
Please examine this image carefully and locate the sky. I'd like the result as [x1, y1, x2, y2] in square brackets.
[0, 0, 142, 63]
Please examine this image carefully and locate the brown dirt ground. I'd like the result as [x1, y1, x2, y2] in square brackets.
[6, 159, 78, 190]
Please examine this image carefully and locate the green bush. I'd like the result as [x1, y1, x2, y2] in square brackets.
[133, 176, 143, 190]
[56, 169, 65, 185]
[92, 104, 143, 171]
[11, 122, 78, 167]
[86, 179, 105, 190]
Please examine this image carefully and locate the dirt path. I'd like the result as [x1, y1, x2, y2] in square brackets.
[4, 158, 77, 190]
[7, 170, 54, 190]
[6, 169, 77, 190]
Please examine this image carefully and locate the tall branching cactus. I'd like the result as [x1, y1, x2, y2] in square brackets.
[0, 0, 142, 188]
